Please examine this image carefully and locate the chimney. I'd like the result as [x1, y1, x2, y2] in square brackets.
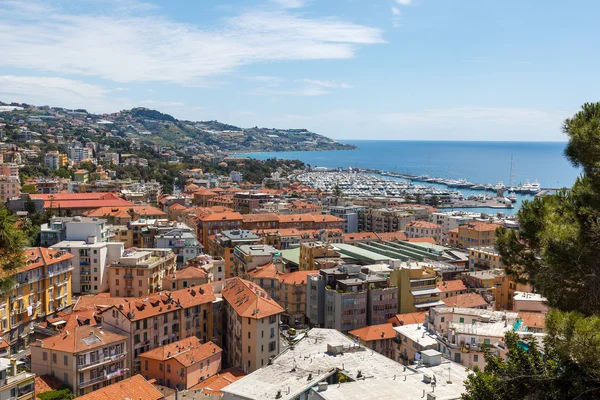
[9, 358, 16, 376]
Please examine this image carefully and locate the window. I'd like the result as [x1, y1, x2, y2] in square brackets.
[474, 354, 479, 362]
[268, 341, 276, 352]
[159, 363, 163, 371]
[139, 280, 142, 287]
[43, 352, 47, 361]
[441, 317, 445, 323]
[248, 332, 251, 339]
[134, 334, 140, 344]
[248, 346, 251, 353]
[248, 318, 251, 325]
[64, 355, 68, 365]
[269, 315, 276, 324]
[138, 270, 144, 276]
[459, 317, 464, 323]
[145, 360, 148, 370]
[167, 364, 171, 373]
[270, 327, 275, 338]
[52, 354, 57, 364]
[261, 345, 264, 352]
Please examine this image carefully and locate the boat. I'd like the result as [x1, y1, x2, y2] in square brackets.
[494, 181, 506, 191]
[508, 192, 517, 203]
[530, 180, 541, 193]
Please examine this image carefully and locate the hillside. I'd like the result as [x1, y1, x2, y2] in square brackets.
[0, 103, 356, 153]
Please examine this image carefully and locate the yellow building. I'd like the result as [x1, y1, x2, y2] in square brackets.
[389, 262, 445, 314]
[58, 153, 68, 167]
[3, 248, 73, 353]
[468, 246, 504, 271]
[298, 242, 339, 271]
[448, 222, 501, 249]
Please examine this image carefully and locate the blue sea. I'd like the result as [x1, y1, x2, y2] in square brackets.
[239, 140, 581, 215]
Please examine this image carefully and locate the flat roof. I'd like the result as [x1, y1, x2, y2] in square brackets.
[221, 328, 467, 400]
[394, 324, 437, 347]
[333, 244, 391, 262]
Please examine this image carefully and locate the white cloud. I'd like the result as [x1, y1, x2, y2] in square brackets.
[271, 0, 308, 8]
[253, 78, 353, 96]
[0, 75, 118, 110]
[395, 0, 412, 5]
[139, 100, 186, 107]
[298, 79, 353, 89]
[391, 6, 401, 16]
[0, 1, 383, 85]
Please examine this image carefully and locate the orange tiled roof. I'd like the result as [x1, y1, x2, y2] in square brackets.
[103, 292, 182, 322]
[198, 211, 243, 222]
[166, 266, 208, 280]
[461, 222, 502, 232]
[388, 312, 428, 326]
[84, 205, 167, 218]
[442, 292, 488, 308]
[31, 192, 120, 201]
[518, 311, 546, 330]
[35, 375, 63, 397]
[76, 374, 163, 400]
[20, 247, 74, 273]
[248, 263, 280, 280]
[437, 280, 467, 293]
[74, 293, 136, 311]
[349, 323, 397, 342]
[279, 270, 319, 285]
[31, 325, 126, 353]
[168, 203, 186, 210]
[343, 232, 379, 242]
[406, 237, 436, 244]
[139, 336, 221, 368]
[190, 367, 246, 394]
[408, 220, 441, 229]
[242, 213, 279, 223]
[169, 284, 217, 309]
[221, 277, 284, 319]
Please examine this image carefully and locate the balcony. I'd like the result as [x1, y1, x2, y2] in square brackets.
[77, 352, 127, 371]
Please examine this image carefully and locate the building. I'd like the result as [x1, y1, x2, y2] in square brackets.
[232, 244, 279, 277]
[73, 169, 89, 183]
[278, 270, 319, 327]
[429, 211, 481, 243]
[40, 216, 111, 247]
[221, 278, 284, 373]
[442, 292, 490, 309]
[0, 176, 20, 202]
[3, 247, 74, 354]
[190, 367, 246, 397]
[76, 374, 164, 400]
[329, 205, 364, 233]
[405, 221, 442, 244]
[138, 337, 222, 390]
[0, 163, 19, 177]
[388, 262, 445, 314]
[208, 230, 262, 279]
[349, 323, 397, 359]
[108, 248, 176, 297]
[0, 358, 35, 400]
[448, 222, 501, 249]
[220, 328, 468, 400]
[44, 151, 61, 170]
[51, 238, 124, 295]
[30, 325, 127, 397]
[359, 208, 415, 233]
[190, 211, 244, 249]
[154, 224, 202, 265]
[162, 266, 209, 290]
[437, 279, 468, 298]
[233, 192, 277, 213]
[83, 205, 167, 225]
[468, 246, 504, 271]
[299, 242, 340, 271]
[427, 307, 523, 370]
[68, 144, 92, 162]
[512, 292, 549, 313]
[248, 263, 280, 303]
[30, 193, 133, 215]
[240, 213, 279, 231]
[258, 228, 343, 250]
[394, 323, 437, 365]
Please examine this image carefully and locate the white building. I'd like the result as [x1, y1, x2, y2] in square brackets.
[68, 144, 92, 162]
[512, 292, 549, 313]
[230, 170, 242, 183]
[51, 238, 123, 294]
[221, 328, 468, 400]
[329, 205, 364, 233]
[44, 152, 61, 170]
[41, 216, 111, 247]
[154, 223, 203, 265]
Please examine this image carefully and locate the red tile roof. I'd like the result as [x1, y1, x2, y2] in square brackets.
[408, 221, 441, 229]
[248, 263, 280, 280]
[31, 325, 126, 353]
[406, 237, 437, 244]
[77, 374, 164, 400]
[166, 266, 208, 281]
[221, 278, 284, 319]
[388, 312, 428, 326]
[279, 270, 319, 285]
[518, 311, 546, 331]
[349, 323, 397, 342]
[20, 247, 74, 273]
[74, 293, 136, 311]
[437, 280, 467, 293]
[343, 232, 379, 242]
[442, 292, 489, 309]
[375, 231, 408, 242]
[461, 222, 502, 232]
[35, 375, 63, 397]
[139, 336, 221, 368]
[242, 213, 279, 223]
[190, 367, 246, 394]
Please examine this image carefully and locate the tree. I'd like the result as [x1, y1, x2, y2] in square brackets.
[0, 207, 28, 293]
[464, 102, 600, 398]
[37, 386, 75, 400]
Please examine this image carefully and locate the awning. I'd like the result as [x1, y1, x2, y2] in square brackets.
[50, 320, 66, 326]
[411, 288, 442, 296]
[414, 300, 446, 309]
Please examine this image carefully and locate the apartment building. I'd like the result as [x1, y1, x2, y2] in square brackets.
[41, 216, 112, 247]
[394, 323, 437, 365]
[240, 213, 279, 230]
[329, 205, 364, 233]
[298, 242, 340, 271]
[248, 263, 280, 303]
[358, 208, 415, 233]
[0, 358, 35, 400]
[349, 323, 397, 359]
[192, 188, 218, 207]
[232, 244, 279, 277]
[427, 307, 522, 370]
[430, 211, 479, 243]
[448, 222, 502, 249]
[108, 248, 176, 297]
[185, 254, 226, 283]
[2, 247, 74, 354]
[139, 337, 222, 390]
[278, 271, 319, 327]
[257, 228, 343, 250]
[84, 206, 167, 225]
[0, 163, 19, 177]
[67, 144, 92, 162]
[221, 278, 284, 373]
[208, 230, 262, 279]
[405, 221, 442, 244]
[154, 224, 202, 265]
[437, 279, 468, 298]
[30, 325, 127, 396]
[191, 211, 244, 248]
[389, 262, 445, 314]
[162, 266, 209, 290]
[0, 176, 20, 202]
[51, 238, 123, 295]
[233, 192, 277, 213]
[468, 246, 504, 271]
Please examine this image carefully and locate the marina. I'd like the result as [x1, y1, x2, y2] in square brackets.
[295, 168, 546, 212]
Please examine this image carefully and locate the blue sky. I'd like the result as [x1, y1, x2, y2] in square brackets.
[0, 0, 597, 141]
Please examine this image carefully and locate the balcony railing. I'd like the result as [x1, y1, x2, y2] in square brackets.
[77, 352, 127, 370]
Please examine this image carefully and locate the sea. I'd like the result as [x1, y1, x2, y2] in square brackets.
[238, 140, 581, 215]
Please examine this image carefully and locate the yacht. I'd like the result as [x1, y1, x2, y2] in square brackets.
[494, 181, 506, 191]
[530, 180, 541, 193]
[508, 192, 517, 203]
[519, 180, 533, 193]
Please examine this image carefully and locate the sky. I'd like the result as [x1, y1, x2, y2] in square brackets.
[0, 0, 598, 141]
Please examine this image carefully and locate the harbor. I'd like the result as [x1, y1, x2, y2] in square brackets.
[295, 168, 547, 212]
